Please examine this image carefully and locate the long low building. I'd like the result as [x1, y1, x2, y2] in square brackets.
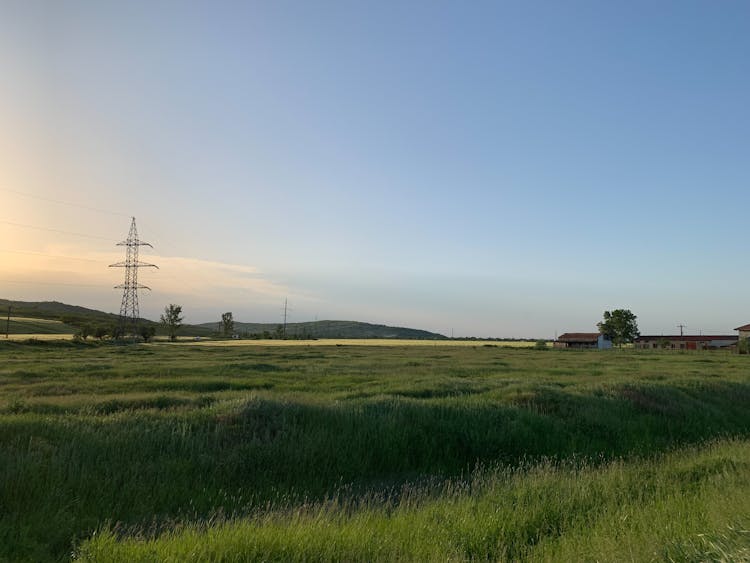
[634, 335, 737, 350]
[555, 333, 612, 349]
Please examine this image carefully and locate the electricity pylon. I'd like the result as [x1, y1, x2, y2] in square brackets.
[109, 217, 158, 340]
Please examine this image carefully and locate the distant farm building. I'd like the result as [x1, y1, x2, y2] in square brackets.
[555, 333, 612, 349]
[735, 323, 750, 339]
[634, 335, 737, 350]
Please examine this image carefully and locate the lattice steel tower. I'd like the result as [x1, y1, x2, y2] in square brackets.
[109, 217, 158, 338]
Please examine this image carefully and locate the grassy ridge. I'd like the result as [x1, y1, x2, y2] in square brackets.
[1, 343, 749, 561]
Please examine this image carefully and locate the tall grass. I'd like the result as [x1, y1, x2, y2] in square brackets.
[77, 439, 750, 562]
[1, 342, 749, 561]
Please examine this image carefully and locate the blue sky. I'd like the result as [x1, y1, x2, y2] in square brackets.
[1, 1, 749, 337]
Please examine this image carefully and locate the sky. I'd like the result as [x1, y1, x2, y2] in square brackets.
[1, 1, 749, 338]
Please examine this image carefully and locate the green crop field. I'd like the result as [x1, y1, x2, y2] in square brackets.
[1, 341, 749, 561]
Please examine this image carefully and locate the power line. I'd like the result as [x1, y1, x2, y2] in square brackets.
[0, 187, 129, 217]
[281, 298, 292, 338]
[0, 249, 104, 263]
[0, 218, 267, 317]
[1, 220, 198, 274]
[1, 188, 188, 264]
[0, 220, 117, 242]
[1, 219, 234, 274]
[0, 278, 105, 288]
[1, 251, 204, 294]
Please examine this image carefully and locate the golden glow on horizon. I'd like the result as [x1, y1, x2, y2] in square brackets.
[0, 237, 302, 311]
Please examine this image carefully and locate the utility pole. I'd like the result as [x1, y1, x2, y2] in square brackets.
[109, 217, 158, 341]
[282, 298, 288, 339]
[677, 324, 685, 337]
[5, 306, 10, 339]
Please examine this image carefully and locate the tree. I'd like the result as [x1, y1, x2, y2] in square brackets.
[139, 324, 156, 343]
[112, 324, 125, 340]
[221, 312, 234, 337]
[161, 304, 183, 342]
[597, 309, 639, 347]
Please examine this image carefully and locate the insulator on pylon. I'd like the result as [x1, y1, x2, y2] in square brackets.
[109, 217, 158, 340]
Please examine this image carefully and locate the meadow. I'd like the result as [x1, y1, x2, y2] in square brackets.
[2, 317, 77, 336]
[171, 338, 542, 347]
[1, 341, 749, 561]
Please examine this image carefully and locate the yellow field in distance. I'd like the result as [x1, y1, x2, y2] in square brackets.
[0, 335, 544, 347]
[3, 333, 75, 341]
[8, 317, 66, 324]
[175, 338, 542, 347]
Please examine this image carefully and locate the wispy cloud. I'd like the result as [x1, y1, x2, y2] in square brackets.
[0, 243, 314, 320]
[149, 255, 295, 302]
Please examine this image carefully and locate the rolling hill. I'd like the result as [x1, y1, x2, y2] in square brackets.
[2, 316, 78, 335]
[0, 299, 212, 337]
[0, 299, 121, 326]
[0, 299, 445, 339]
[0, 299, 123, 332]
[197, 319, 446, 340]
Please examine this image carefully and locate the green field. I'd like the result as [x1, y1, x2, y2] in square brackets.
[2, 316, 77, 335]
[1, 342, 749, 561]
[172, 338, 542, 347]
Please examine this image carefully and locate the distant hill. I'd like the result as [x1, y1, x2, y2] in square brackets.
[2, 316, 78, 335]
[197, 319, 447, 340]
[0, 299, 213, 336]
[0, 299, 120, 327]
[0, 300, 444, 339]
